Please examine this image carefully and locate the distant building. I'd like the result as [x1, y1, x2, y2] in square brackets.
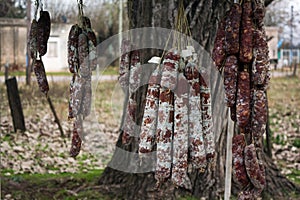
[42, 23, 70, 72]
[265, 26, 300, 68]
[0, 18, 71, 72]
[265, 26, 279, 62]
[279, 47, 300, 67]
[0, 18, 27, 68]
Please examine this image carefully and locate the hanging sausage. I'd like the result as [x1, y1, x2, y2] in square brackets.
[28, 19, 38, 59]
[133, 0, 217, 189]
[78, 33, 90, 77]
[212, 18, 226, 71]
[28, 5, 51, 94]
[122, 47, 141, 144]
[68, 14, 96, 119]
[139, 68, 161, 157]
[136, 47, 216, 189]
[160, 52, 180, 90]
[212, 0, 270, 198]
[70, 117, 83, 158]
[200, 68, 215, 162]
[244, 144, 266, 190]
[155, 88, 174, 186]
[251, 89, 267, 148]
[172, 73, 191, 189]
[236, 71, 251, 128]
[68, 74, 76, 119]
[252, 28, 270, 88]
[225, 3, 242, 54]
[66, 0, 97, 157]
[232, 134, 250, 188]
[33, 59, 49, 95]
[239, 0, 254, 63]
[70, 75, 85, 117]
[68, 25, 81, 73]
[224, 55, 238, 107]
[37, 10, 51, 57]
[185, 62, 207, 170]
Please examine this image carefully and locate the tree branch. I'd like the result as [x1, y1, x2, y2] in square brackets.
[265, 0, 274, 7]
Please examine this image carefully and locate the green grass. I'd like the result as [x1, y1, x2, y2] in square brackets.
[1, 134, 13, 142]
[286, 170, 300, 185]
[1, 169, 108, 200]
[0, 71, 26, 76]
[98, 65, 119, 76]
[292, 138, 300, 148]
[1, 169, 15, 175]
[47, 71, 73, 76]
[3, 169, 104, 182]
[0, 66, 119, 77]
[274, 134, 287, 145]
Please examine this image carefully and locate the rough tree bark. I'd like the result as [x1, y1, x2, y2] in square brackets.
[98, 0, 300, 199]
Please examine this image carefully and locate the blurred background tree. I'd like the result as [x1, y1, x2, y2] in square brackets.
[0, 0, 26, 18]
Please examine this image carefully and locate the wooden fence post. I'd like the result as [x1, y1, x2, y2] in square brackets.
[5, 77, 26, 132]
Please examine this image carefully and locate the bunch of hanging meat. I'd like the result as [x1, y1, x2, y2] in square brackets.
[67, 16, 97, 158]
[28, 10, 51, 96]
[119, 41, 215, 189]
[212, 0, 269, 199]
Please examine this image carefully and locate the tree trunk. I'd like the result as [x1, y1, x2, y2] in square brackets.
[292, 63, 297, 77]
[98, 0, 300, 199]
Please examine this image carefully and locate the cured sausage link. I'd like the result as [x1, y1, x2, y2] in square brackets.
[172, 73, 191, 190]
[155, 88, 174, 186]
[225, 3, 242, 54]
[236, 71, 251, 128]
[139, 69, 161, 156]
[200, 69, 215, 162]
[185, 63, 206, 170]
[33, 59, 49, 95]
[239, 0, 254, 63]
[67, 25, 81, 73]
[212, 18, 226, 71]
[37, 11, 51, 57]
[244, 144, 265, 190]
[224, 55, 238, 107]
[232, 134, 250, 188]
[252, 89, 267, 148]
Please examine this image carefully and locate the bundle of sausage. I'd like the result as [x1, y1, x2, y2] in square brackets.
[28, 10, 51, 96]
[212, 0, 269, 198]
[67, 16, 97, 157]
[132, 50, 214, 189]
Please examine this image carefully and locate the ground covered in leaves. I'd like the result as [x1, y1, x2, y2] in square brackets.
[268, 75, 300, 184]
[1, 73, 300, 199]
[1, 78, 121, 175]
